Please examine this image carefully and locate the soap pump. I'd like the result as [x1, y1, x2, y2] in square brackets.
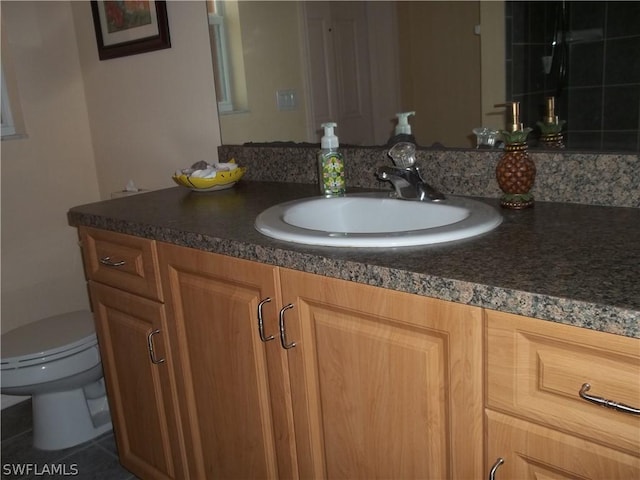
[494, 101, 536, 210]
[317, 122, 345, 197]
[536, 96, 566, 148]
[387, 111, 416, 146]
[494, 102, 532, 142]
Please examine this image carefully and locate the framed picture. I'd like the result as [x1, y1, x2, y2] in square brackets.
[91, 1, 171, 60]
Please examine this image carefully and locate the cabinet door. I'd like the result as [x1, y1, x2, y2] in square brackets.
[89, 282, 186, 480]
[487, 410, 640, 479]
[158, 243, 297, 479]
[279, 268, 484, 479]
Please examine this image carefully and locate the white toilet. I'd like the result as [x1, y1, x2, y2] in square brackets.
[1, 310, 112, 450]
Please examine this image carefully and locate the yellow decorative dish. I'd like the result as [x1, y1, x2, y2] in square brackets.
[172, 166, 246, 192]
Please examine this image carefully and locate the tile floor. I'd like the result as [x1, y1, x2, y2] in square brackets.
[1, 400, 137, 480]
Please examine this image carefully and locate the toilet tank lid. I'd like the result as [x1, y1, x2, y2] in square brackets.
[1, 310, 96, 360]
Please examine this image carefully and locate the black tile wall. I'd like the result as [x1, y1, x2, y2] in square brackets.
[605, 36, 640, 85]
[505, 1, 640, 152]
[607, 1, 640, 38]
[569, 1, 605, 32]
[604, 85, 640, 130]
[569, 42, 604, 87]
[567, 87, 603, 131]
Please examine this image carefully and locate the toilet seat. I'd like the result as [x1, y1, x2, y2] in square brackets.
[1, 311, 97, 370]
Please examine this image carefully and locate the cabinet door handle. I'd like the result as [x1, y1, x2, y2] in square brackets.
[147, 329, 165, 364]
[579, 383, 640, 415]
[99, 256, 126, 267]
[257, 297, 275, 342]
[278, 304, 296, 349]
[488, 457, 504, 480]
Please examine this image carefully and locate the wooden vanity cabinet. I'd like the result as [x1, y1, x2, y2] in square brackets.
[82, 226, 640, 479]
[79, 227, 186, 480]
[485, 310, 640, 479]
[89, 283, 186, 480]
[157, 243, 296, 479]
[278, 267, 484, 479]
[157, 242, 484, 479]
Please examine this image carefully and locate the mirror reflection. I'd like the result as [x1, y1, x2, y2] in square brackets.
[207, 1, 640, 152]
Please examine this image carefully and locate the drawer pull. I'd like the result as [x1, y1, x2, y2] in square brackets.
[257, 297, 275, 342]
[579, 383, 640, 415]
[147, 329, 165, 365]
[488, 457, 504, 480]
[278, 304, 296, 349]
[99, 256, 126, 267]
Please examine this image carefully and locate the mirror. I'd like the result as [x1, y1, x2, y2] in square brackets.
[207, 1, 640, 152]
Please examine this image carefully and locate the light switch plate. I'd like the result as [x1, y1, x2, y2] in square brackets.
[276, 89, 297, 111]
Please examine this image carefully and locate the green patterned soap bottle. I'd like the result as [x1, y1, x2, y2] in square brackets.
[317, 122, 345, 197]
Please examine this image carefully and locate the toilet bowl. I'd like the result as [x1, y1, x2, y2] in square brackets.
[1, 310, 112, 450]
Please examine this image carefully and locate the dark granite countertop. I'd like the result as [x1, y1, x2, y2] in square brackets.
[68, 182, 640, 339]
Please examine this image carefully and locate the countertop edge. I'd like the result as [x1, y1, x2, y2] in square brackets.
[68, 210, 638, 339]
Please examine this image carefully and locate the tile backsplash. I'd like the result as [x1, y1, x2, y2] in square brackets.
[220, 145, 639, 208]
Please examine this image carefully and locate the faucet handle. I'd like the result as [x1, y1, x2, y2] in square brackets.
[388, 142, 416, 168]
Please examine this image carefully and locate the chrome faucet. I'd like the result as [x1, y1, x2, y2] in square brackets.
[376, 142, 445, 202]
[376, 165, 446, 202]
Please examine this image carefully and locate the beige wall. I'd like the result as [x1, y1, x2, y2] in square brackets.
[1, 1, 221, 332]
[71, 0, 222, 196]
[219, 1, 308, 144]
[1, 0, 221, 407]
[479, 1, 506, 132]
[1, 1, 99, 336]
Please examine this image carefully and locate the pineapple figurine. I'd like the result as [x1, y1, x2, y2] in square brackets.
[494, 102, 536, 209]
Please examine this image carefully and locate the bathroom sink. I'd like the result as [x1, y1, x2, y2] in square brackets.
[254, 192, 502, 247]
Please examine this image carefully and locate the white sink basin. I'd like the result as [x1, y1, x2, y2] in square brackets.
[255, 193, 502, 247]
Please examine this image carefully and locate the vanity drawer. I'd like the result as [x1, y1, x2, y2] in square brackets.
[486, 310, 640, 456]
[486, 410, 640, 478]
[79, 227, 162, 301]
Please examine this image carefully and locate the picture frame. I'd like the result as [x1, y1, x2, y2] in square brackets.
[90, 1, 171, 60]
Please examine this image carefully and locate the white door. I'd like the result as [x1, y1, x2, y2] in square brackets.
[303, 1, 375, 145]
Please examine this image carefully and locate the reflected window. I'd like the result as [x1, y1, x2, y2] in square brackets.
[208, 0, 233, 112]
[1, 66, 16, 137]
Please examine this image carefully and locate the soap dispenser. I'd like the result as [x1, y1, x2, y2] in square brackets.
[317, 122, 345, 197]
[494, 102, 536, 209]
[536, 96, 566, 149]
[387, 111, 416, 146]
